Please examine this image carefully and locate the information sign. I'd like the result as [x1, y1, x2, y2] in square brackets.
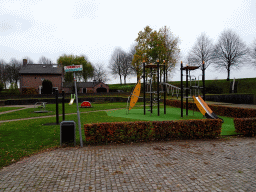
[64, 65, 83, 72]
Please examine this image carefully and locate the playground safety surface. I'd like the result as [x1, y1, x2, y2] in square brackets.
[1, 103, 256, 191]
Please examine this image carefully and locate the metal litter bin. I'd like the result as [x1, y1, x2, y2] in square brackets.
[60, 121, 76, 146]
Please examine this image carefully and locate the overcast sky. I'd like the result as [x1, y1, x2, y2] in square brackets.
[0, 0, 255, 84]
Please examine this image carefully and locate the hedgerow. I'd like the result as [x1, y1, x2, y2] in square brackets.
[84, 119, 222, 145]
[166, 99, 256, 136]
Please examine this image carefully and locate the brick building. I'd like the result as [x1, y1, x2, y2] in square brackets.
[19, 59, 64, 94]
[19, 59, 109, 94]
[63, 81, 109, 93]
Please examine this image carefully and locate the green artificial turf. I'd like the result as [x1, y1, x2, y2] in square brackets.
[107, 106, 236, 136]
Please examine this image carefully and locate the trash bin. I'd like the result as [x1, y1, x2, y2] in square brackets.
[60, 121, 76, 146]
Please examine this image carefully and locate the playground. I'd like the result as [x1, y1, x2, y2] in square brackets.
[1, 101, 256, 191]
[1, 60, 252, 168]
[0, 99, 239, 168]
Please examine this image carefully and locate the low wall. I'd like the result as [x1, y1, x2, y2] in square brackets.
[0, 92, 130, 100]
[205, 94, 256, 104]
[4, 97, 150, 105]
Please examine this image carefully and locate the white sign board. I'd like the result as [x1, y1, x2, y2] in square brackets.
[64, 65, 83, 72]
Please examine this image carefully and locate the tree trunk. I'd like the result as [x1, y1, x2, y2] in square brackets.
[124, 76, 126, 84]
[227, 66, 230, 81]
[119, 75, 122, 85]
[137, 74, 140, 82]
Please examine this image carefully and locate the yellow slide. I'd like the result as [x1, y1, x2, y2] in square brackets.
[193, 95, 223, 122]
[128, 80, 141, 111]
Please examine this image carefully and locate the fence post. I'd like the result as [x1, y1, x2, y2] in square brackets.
[62, 90, 65, 121]
[55, 90, 59, 125]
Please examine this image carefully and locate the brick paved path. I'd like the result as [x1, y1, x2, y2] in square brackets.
[1, 137, 256, 191]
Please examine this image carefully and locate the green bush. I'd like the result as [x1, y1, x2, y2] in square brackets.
[8, 83, 20, 95]
[42, 79, 53, 94]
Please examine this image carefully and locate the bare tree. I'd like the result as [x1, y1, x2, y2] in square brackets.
[212, 29, 249, 81]
[0, 59, 8, 89]
[187, 33, 214, 69]
[38, 56, 52, 64]
[109, 48, 124, 84]
[251, 39, 256, 65]
[128, 43, 137, 74]
[93, 63, 109, 83]
[121, 52, 134, 84]
[23, 56, 34, 64]
[8, 58, 22, 85]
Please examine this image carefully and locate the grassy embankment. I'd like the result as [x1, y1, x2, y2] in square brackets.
[109, 77, 256, 96]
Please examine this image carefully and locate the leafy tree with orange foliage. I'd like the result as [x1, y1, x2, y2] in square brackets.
[132, 26, 180, 81]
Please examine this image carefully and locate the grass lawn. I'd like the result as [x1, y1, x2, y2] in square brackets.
[0, 111, 138, 169]
[0, 107, 24, 112]
[0, 102, 127, 121]
[0, 101, 236, 169]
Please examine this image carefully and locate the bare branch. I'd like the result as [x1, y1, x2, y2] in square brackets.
[93, 63, 109, 83]
[187, 33, 214, 69]
[212, 29, 249, 81]
[38, 56, 52, 64]
[250, 39, 256, 66]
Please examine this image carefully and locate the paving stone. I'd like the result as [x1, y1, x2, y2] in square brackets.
[0, 137, 256, 191]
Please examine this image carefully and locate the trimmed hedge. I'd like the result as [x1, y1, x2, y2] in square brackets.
[166, 99, 256, 118]
[84, 119, 222, 145]
[166, 99, 256, 136]
[234, 118, 256, 136]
